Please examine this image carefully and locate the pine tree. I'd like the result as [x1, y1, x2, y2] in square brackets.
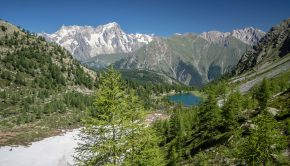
[237, 112, 287, 165]
[169, 109, 182, 139]
[169, 146, 178, 166]
[254, 79, 270, 110]
[15, 72, 26, 85]
[74, 67, 165, 166]
[123, 89, 165, 166]
[123, 127, 165, 166]
[74, 67, 128, 165]
[219, 80, 228, 101]
[197, 94, 222, 140]
[221, 91, 243, 130]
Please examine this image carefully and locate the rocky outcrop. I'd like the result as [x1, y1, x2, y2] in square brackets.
[234, 18, 290, 75]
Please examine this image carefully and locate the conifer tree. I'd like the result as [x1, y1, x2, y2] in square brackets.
[169, 146, 178, 166]
[222, 91, 243, 130]
[254, 79, 270, 110]
[75, 67, 165, 166]
[197, 94, 222, 139]
[237, 112, 287, 165]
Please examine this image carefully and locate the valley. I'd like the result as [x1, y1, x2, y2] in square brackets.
[0, 9, 289, 166]
[41, 23, 265, 87]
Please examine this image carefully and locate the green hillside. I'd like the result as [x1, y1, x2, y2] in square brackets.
[149, 18, 290, 165]
[117, 34, 250, 87]
[82, 52, 128, 68]
[0, 19, 95, 145]
[0, 17, 289, 166]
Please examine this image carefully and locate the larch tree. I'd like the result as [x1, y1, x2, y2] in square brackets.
[221, 91, 243, 130]
[196, 93, 222, 140]
[254, 79, 270, 111]
[237, 112, 287, 165]
[74, 67, 165, 166]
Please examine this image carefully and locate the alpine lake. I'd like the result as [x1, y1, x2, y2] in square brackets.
[168, 93, 202, 106]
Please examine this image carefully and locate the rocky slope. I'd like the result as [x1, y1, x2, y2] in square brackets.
[231, 18, 290, 92]
[40, 22, 154, 60]
[234, 18, 290, 74]
[116, 33, 252, 87]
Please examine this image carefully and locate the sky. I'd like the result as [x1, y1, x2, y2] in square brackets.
[1, 0, 290, 36]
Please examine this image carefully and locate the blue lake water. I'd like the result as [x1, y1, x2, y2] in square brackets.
[168, 93, 202, 106]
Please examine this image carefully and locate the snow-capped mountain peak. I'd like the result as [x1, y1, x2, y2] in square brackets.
[40, 22, 154, 60]
[40, 23, 265, 61]
[199, 27, 265, 45]
[102, 22, 119, 29]
[231, 27, 265, 45]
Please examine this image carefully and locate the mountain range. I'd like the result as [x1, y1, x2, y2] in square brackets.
[40, 22, 266, 87]
[41, 23, 264, 60]
[40, 22, 154, 61]
[199, 27, 265, 45]
[1, 16, 289, 165]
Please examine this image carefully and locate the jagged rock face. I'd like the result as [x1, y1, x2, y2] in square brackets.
[234, 18, 290, 75]
[116, 34, 251, 87]
[200, 27, 265, 46]
[39, 22, 154, 60]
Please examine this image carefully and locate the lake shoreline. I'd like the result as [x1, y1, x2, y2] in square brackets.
[167, 92, 203, 106]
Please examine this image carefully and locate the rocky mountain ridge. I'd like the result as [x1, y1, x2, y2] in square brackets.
[234, 18, 290, 75]
[40, 22, 154, 60]
[40, 22, 264, 62]
[116, 33, 252, 87]
[200, 27, 265, 45]
[231, 18, 290, 92]
[40, 22, 266, 87]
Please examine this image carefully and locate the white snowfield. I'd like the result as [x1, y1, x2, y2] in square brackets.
[39, 22, 154, 60]
[0, 129, 80, 166]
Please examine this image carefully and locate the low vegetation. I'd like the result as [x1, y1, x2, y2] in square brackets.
[0, 19, 289, 165]
[0, 21, 95, 145]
